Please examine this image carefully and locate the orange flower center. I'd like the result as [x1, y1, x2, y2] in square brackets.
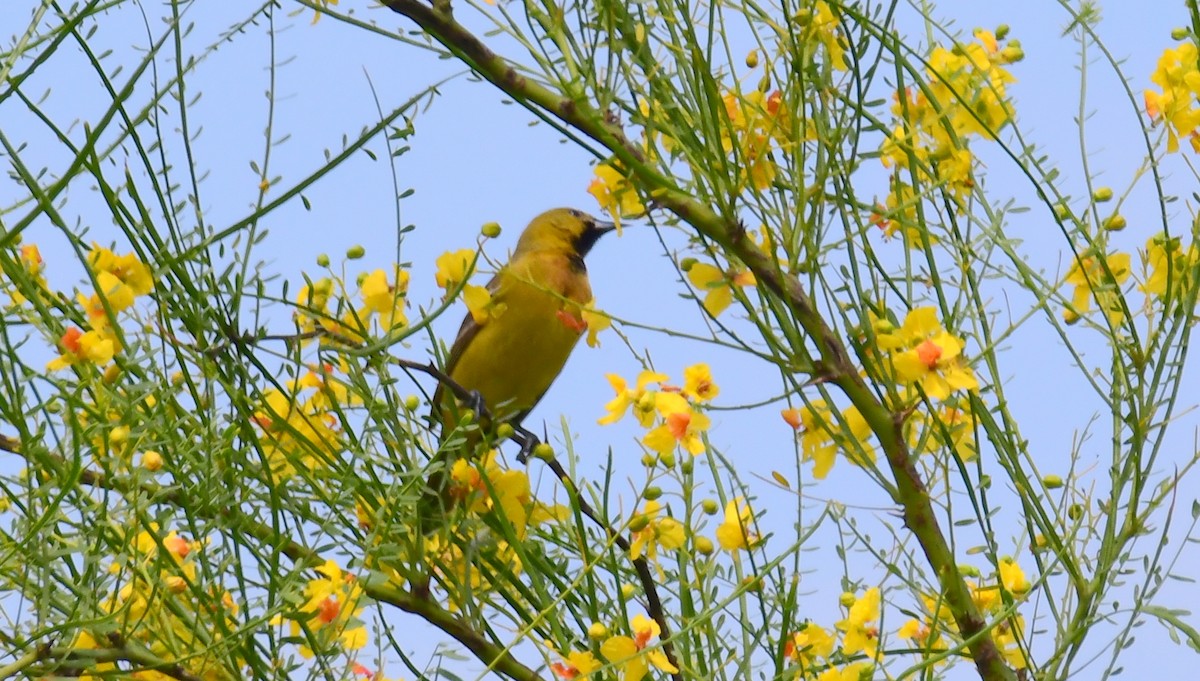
[164, 535, 190, 558]
[666, 411, 692, 439]
[915, 339, 943, 368]
[60, 327, 83, 355]
[551, 662, 579, 679]
[317, 596, 341, 624]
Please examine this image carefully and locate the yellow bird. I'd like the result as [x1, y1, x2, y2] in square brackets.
[423, 207, 616, 520]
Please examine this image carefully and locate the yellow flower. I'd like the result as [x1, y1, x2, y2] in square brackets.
[295, 559, 368, 656]
[878, 307, 979, 400]
[581, 303, 612, 348]
[47, 327, 115, 370]
[600, 613, 678, 681]
[1064, 251, 1131, 324]
[789, 401, 873, 478]
[643, 391, 710, 455]
[460, 283, 500, 324]
[435, 249, 477, 291]
[835, 587, 881, 658]
[88, 245, 154, 298]
[599, 370, 668, 427]
[359, 267, 409, 331]
[1145, 41, 1200, 153]
[1142, 233, 1198, 302]
[628, 500, 686, 562]
[588, 162, 642, 230]
[998, 557, 1031, 595]
[816, 661, 872, 681]
[715, 497, 758, 552]
[6, 242, 49, 305]
[551, 650, 601, 679]
[806, 1, 848, 72]
[681, 362, 719, 402]
[784, 622, 835, 667]
[294, 277, 335, 337]
[687, 262, 756, 317]
[310, 0, 339, 23]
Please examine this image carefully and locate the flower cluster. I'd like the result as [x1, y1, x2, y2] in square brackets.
[1145, 39, 1200, 153]
[69, 523, 242, 680]
[898, 559, 1032, 669]
[552, 613, 678, 681]
[878, 29, 1020, 240]
[252, 364, 348, 477]
[40, 244, 155, 371]
[779, 589, 877, 680]
[278, 559, 369, 657]
[599, 363, 719, 457]
[293, 265, 409, 343]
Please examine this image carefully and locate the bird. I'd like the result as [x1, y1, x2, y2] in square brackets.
[421, 207, 616, 526]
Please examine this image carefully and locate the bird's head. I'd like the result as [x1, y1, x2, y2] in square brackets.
[514, 208, 617, 260]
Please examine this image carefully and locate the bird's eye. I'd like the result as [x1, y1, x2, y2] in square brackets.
[569, 209, 582, 218]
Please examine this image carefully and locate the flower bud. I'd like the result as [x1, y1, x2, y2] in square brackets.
[745, 50, 759, 68]
[1000, 45, 1024, 63]
[533, 442, 555, 461]
[643, 486, 663, 501]
[346, 245, 365, 259]
[1043, 474, 1064, 489]
[628, 514, 651, 532]
[481, 221, 502, 238]
[141, 450, 164, 472]
[316, 253, 330, 267]
[1092, 187, 1113, 202]
[694, 535, 714, 555]
[701, 499, 719, 515]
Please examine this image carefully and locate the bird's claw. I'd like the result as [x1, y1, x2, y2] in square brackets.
[514, 424, 542, 464]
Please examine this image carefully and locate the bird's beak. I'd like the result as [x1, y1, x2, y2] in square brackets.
[594, 219, 620, 237]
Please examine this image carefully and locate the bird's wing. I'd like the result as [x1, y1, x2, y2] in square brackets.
[432, 270, 504, 422]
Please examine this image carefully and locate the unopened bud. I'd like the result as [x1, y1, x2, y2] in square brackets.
[532, 442, 555, 461]
[1103, 214, 1127, 232]
[141, 450, 164, 472]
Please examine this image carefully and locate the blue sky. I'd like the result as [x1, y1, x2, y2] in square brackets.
[3, 0, 1198, 678]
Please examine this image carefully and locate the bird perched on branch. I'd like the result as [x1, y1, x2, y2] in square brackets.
[421, 207, 616, 526]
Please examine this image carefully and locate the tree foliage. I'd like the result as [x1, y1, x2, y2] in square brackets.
[3, 1, 1200, 680]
